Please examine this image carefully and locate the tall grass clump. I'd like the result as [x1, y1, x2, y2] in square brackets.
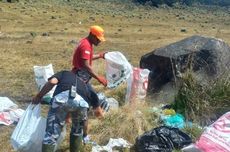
[89, 102, 158, 145]
[172, 71, 230, 125]
[206, 74, 230, 115]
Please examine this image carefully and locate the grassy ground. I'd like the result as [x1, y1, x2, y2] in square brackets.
[0, 0, 230, 151]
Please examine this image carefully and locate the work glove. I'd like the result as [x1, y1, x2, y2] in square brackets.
[100, 99, 110, 112]
[97, 76, 107, 87]
[99, 52, 107, 59]
[65, 113, 71, 124]
[93, 106, 104, 119]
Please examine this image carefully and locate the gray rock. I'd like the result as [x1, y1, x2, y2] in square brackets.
[140, 35, 230, 93]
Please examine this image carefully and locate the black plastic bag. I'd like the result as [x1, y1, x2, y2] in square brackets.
[134, 126, 192, 152]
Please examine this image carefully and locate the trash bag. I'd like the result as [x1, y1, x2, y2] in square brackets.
[33, 64, 56, 103]
[125, 67, 150, 103]
[104, 51, 132, 89]
[196, 111, 230, 152]
[11, 104, 46, 152]
[134, 126, 192, 152]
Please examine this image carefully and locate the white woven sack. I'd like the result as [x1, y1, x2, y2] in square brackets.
[33, 64, 56, 103]
[11, 104, 46, 152]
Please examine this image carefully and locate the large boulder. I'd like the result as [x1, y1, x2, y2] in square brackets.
[1, 0, 19, 2]
[140, 35, 230, 93]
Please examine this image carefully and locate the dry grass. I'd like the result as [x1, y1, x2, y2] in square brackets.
[89, 102, 158, 145]
[0, 0, 230, 151]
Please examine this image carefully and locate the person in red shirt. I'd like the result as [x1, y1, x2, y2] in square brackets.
[71, 25, 109, 147]
[72, 25, 107, 87]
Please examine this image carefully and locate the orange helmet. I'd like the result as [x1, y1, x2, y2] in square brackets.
[90, 25, 105, 42]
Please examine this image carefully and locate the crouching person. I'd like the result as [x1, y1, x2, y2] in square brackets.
[32, 70, 104, 152]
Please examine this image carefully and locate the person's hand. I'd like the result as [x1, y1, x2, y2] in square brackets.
[93, 106, 104, 119]
[65, 113, 71, 124]
[32, 95, 42, 104]
[99, 52, 107, 59]
[97, 76, 107, 87]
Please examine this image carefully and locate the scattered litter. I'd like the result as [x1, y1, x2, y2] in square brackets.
[150, 105, 185, 129]
[163, 108, 176, 115]
[92, 138, 131, 152]
[106, 98, 119, 109]
[97, 92, 119, 111]
[182, 144, 201, 152]
[0, 109, 24, 126]
[83, 135, 97, 146]
[0, 97, 24, 126]
[0, 97, 17, 111]
[160, 113, 185, 129]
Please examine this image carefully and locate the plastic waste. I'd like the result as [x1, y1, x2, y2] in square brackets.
[126, 67, 150, 103]
[97, 93, 119, 111]
[33, 64, 56, 103]
[0, 97, 17, 111]
[182, 144, 202, 152]
[11, 104, 46, 152]
[161, 113, 185, 129]
[97, 92, 110, 112]
[134, 126, 192, 152]
[83, 135, 97, 146]
[163, 109, 176, 115]
[106, 98, 119, 109]
[196, 111, 230, 152]
[104, 51, 132, 89]
[92, 138, 131, 152]
[0, 97, 25, 126]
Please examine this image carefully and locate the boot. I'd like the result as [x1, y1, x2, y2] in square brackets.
[70, 134, 83, 152]
[42, 144, 55, 152]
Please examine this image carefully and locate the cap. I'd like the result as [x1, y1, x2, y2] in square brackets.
[90, 25, 105, 42]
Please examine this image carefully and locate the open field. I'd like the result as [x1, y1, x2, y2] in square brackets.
[0, 0, 230, 151]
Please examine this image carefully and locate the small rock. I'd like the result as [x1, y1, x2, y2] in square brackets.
[180, 28, 187, 32]
[41, 32, 49, 36]
[26, 40, 32, 44]
[69, 40, 78, 44]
